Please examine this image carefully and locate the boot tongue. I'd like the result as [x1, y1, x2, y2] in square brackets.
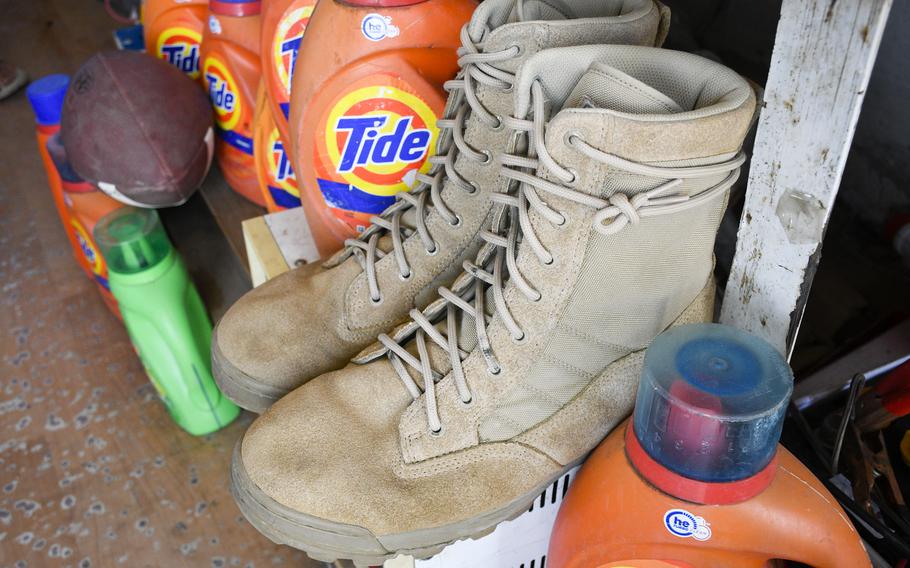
[508, 0, 576, 22]
[469, 0, 576, 38]
[563, 62, 684, 114]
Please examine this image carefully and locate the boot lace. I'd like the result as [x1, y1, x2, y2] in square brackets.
[378, 78, 746, 434]
[323, 24, 521, 304]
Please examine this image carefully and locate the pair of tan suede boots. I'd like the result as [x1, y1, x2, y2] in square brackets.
[213, 0, 757, 564]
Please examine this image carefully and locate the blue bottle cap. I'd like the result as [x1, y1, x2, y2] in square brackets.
[25, 74, 70, 126]
[632, 323, 793, 483]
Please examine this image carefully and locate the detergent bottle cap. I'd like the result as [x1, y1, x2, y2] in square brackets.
[26, 74, 70, 126]
[340, 1, 430, 7]
[633, 323, 793, 483]
[93, 208, 173, 275]
[209, 0, 261, 17]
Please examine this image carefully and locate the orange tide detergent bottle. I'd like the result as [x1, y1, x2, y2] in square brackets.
[200, 0, 264, 206]
[261, 0, 314, 148]
[253, 0, 315, 211]
[26, 75, 93, 280]
[141, 0, 208, 80]
[548, 324, 870, 568]
[288, 0, 477, 256]
[46, 134, 125, 318]
[254, 82, 300, 210]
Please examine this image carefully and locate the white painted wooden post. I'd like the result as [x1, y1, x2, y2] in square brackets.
[720, 0, 893, 357]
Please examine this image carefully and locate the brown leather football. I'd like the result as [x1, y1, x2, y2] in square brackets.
[61, 50, 214, 207]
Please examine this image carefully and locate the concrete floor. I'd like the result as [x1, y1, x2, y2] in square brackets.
[0, 1, 316, 566]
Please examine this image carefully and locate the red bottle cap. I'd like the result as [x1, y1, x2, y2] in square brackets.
[338, 0, 429, 7]
[210, 0, 261, 17]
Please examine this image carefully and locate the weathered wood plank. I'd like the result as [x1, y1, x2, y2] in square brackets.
[159, 193, 252, 323]
[720, 0, 893, 356]
[242, 207, 321, 287]
[198, 167, 266, 272]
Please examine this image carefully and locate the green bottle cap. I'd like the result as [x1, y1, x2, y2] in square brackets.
[93, 208, 173, 275]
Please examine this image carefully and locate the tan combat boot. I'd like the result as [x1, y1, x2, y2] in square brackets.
[232, 45, 756, 565]
[212, 0, 670, 412]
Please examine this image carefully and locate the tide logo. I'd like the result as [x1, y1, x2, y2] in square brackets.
[324, 85, 438, 197]
[70, 217, 104, 277]
[267, 127, 300, 207]
[272, 4, 314, 99]
[203, 56, 241, 132]
[271, 137, 295, 184]
[156, 27, 201, 79]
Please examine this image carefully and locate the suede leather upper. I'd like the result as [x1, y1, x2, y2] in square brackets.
[214, 0, 668, 400]
[239, 46, 756, 540]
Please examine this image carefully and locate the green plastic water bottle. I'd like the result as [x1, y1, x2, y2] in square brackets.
[94, 208, 240, 435]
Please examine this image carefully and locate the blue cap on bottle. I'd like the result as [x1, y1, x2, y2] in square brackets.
[26, 74, 70, 126]
[633, 323, 793, 483]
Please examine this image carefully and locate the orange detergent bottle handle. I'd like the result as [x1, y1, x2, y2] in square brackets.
[260, 0, 316, 148]
[254, 80, 301, 211]
[36, 124, 95, 279]
[201, 2, 265, 206]
[27, 75, 94, 279]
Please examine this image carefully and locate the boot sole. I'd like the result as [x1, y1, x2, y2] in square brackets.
[211, 327, 289, 414]
[230, 440, 581, 567]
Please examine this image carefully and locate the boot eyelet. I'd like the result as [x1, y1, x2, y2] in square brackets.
[478, 150, 493, 165]
[490, 115, 505, 131]
[466, 181, 480, 195]
[556, 212, 569, 227]
[564, 131, 584, 148]
[429, 427, 444, 437]
[511, 333, 528, 345]
[565, 169, 580, 187]
[399, 270, 413, 282]
[370, 293, 384, 306]
[544, 256, 556, 266]
[487, 367, 501, 377]
[449, 214, 463, 228]
[458, 397, 474, 408]
[510, 44, 524, 57]
[425, 244, 439, 256]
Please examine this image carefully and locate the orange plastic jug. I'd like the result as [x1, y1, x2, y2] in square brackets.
[142, 0, 208, 80]
[253, 0, 314, 212]
[254, 82, 300, 210]
[288, 0, 477, 256]
[46, 134, 125, 318]
[27, 75, 93, 280]
[200, 0, 264, 206]
[549, 422, 870, 568]
[260, 0, 315, 148]
[548, 325, 869, 568]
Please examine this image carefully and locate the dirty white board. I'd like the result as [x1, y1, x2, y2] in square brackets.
[378, 468, 578, 568]
[721, 0, 893, 356]
[243, 207, 320, 287]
